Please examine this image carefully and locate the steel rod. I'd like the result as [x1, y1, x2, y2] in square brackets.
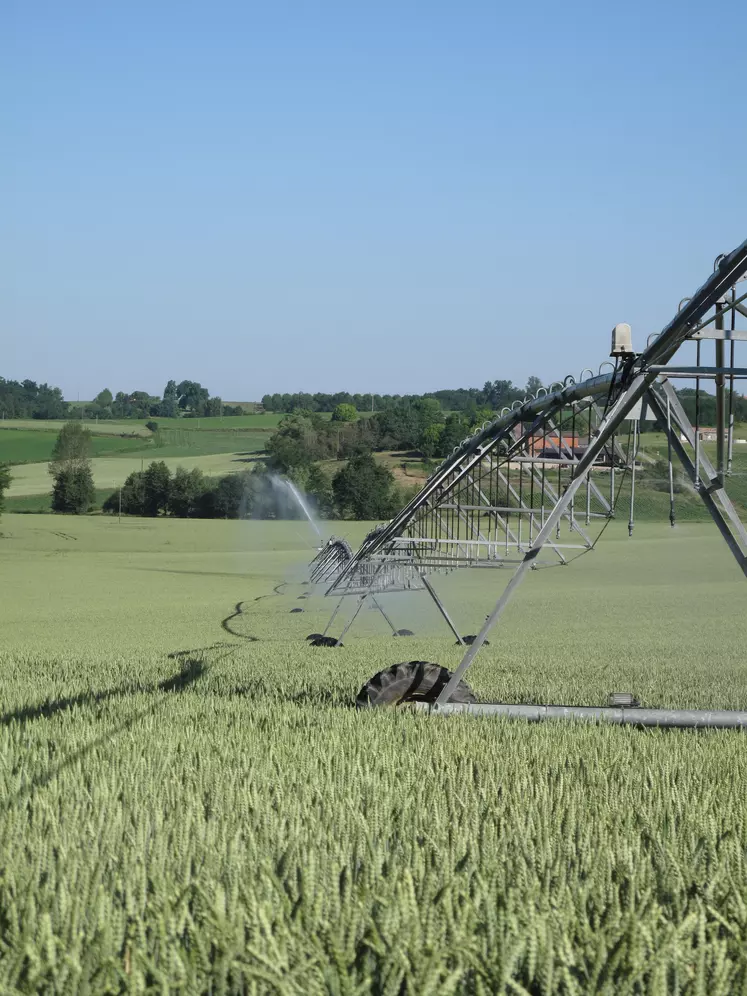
[436, 503, 608, 517]
[727, 339, 735, 475]
[422, 575, 464, 644]
[370, 595, 398, 635]
[335, 595, 367, 646]
[715, 301, 726, 484]
[649, 365, 747, 376]
[666, 396, 675, 527]
[418, 701, 747, 729]
[650, 370, 747, 379]
[322, 597, 345, 637]
[386, 536, 588, 549]
[628, 419, 638, 537]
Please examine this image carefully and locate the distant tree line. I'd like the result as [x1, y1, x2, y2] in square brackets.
[0, 377, 245, 422]
[0, 378, 67, 419]
[73, 380, 245, 421]
[6, 372, 744, 429]
[264, 401, 490, 466]
[260, 377, 546, 418]
[99, 455, 406, 522]
[260, 405, 473, 519]
[102, 462, 248, 518]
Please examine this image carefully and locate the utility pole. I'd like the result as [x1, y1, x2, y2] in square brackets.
[118, 486, 122, 523]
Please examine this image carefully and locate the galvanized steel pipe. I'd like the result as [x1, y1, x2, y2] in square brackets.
[417, 701, 747, 729]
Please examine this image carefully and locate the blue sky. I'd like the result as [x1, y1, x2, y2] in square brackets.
[3, 1, 745, 402]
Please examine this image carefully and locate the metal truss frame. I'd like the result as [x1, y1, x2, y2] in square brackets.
[314, 240, 747, 725]
[309, 535, 426, 642]
[321, 387, 631, 642]
[309, 537, 354, 585]
[433, 240, 747, 707]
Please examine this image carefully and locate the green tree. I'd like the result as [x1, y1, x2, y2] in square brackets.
[265, 414, 338, 473]
[51, 466, 95, 514]
[142, 461, 172, 516]
[438, 413, 471, 457]
[525, 375, 544, 397]
[472, 407, 494, 427]
[176, 380, 210, 415]
[413, 397, 443, 429]
[332, 403, 358, 423]
[332, 452, 398, 519]
[371, 405, 422, 450]
[49, 423, 95, 514]
[305, 464, 334, 518]
[50, 421, 92, 469]
[159, 380, 180, 418]
[111, 391, 131, 418]
[419, 423, 444, 458]
[200, 473, 248, 518]
[0, 463, 12, 514]
[129, 391, 154, 417]
[168, 467, 207, 517]
[103, 461, 171, 517]
[103, 470, 145, 515]
[94, 388, 113, 408]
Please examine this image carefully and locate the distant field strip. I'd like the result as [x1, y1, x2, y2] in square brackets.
[6, 451, 260, 497]
[0, 429, 150, 465]
[0, 419, 151, 436]
[132, 413, 283, 430]
[142, 427, 271, 458]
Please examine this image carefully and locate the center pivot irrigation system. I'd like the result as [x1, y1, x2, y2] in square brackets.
[307, 240, 747, 728]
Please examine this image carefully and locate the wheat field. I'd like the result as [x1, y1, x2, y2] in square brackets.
[1, 515, 745, 993]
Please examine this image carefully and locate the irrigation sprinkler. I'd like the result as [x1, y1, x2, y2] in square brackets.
[340, 239, 747, 730]
[309, 537, 354, 585]
[308, 535, 424, 641]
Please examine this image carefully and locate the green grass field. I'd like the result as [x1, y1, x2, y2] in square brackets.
[0, 419, 152, 436]
[3, 487, 117, 514]
[133, 413, 284, 430]
[1, 514, 745, 992]
[0, 428, 153, 466]
[2, 422, 271, 498]
[143, 427, 271, 458]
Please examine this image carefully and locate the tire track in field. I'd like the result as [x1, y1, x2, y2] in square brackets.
[219, 581, 289, 641]
[220, 602, 260, 641]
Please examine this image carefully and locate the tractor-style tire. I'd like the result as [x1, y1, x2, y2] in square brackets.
[310, 636, 343, 648]
[356, 661, 477, 709]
